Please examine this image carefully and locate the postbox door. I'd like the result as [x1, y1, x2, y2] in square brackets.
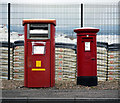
[27, 41, 50, 87]
[81, 37, 97, 76]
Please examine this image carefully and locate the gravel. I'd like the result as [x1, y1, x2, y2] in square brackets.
[1, 80, 119, 90]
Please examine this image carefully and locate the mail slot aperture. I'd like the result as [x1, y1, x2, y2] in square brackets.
[28, 24, 50, 39]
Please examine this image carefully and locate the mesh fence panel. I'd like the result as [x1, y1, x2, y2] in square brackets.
[0, 3, 119, 81]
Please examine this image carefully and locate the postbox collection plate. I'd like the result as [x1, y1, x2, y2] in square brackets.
[85, 42, 90, 51]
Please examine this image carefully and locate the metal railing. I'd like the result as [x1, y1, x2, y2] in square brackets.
[0, 3, 119, 80]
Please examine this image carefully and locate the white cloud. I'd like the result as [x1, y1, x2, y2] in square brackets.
[1, 0, 119, 4]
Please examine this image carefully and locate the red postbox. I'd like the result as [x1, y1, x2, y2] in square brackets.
[23, 19, 56, 87]
[74, 27, 99, 86]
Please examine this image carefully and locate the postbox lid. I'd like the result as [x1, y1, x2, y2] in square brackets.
[74, 27, 99, 33]
[23, 19, 56, 26]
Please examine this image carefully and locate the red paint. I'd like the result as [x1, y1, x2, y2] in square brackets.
[18, 34, 23, 36]
[23, 19, 56, 87]
[27, 41, 51, 87]
[109, 77, 113, 80]
[74, 28, 99, 77]
[58, 67, 62, 69]
[59, 55, 63, 58]
[110, 55, 114, 58]
[110, 61, 114, 64]
[59, 61, 63, 64]
[109, 72, 113, 75]
[23, 19, 56, 26]
[58, 73, 62, 75]
[110, 67, 114, 69]
[59, 49, 63, 52]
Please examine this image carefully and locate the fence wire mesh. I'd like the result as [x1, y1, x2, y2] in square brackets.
[0, 3, 119, 82]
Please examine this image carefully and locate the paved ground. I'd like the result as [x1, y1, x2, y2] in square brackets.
[2, 89, 120, 103]
[1, 80, 120, 102]
[2, 89, 119, 98]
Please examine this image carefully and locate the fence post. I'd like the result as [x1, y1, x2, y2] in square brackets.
[81, 3, 83, 27]
[106, 44, 108, 81]
[8, 3, 10, 80]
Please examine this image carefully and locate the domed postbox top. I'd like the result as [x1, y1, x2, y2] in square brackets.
[74, 27, 99, 34]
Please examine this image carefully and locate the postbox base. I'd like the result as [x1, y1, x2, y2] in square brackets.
[77, 76, 97, 86]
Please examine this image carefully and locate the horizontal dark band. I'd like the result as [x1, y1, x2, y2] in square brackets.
[77, 76, 98, 86]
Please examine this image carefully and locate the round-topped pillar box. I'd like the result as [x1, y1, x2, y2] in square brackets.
[74, 27, 99, 86]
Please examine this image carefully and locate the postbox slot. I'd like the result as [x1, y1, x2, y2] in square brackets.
[30, 24, 48, 29]
[30, 34, 48, 38]
[82, 37, 93, 39]
[28, 24, 50, 39]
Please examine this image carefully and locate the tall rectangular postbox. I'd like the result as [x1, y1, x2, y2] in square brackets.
[23, 19, 56, 87]
[74, 27, 99, 86]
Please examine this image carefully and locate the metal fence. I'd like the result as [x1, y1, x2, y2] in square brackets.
[11, 3, 80, 38]
[84, 4, 119, 44]
[0, 3, 119, 41]
[0, 3, 119, 81]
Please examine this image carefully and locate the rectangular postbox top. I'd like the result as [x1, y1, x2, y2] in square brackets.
[74, 27, 99, 34]
[23, 19, 56, 26]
